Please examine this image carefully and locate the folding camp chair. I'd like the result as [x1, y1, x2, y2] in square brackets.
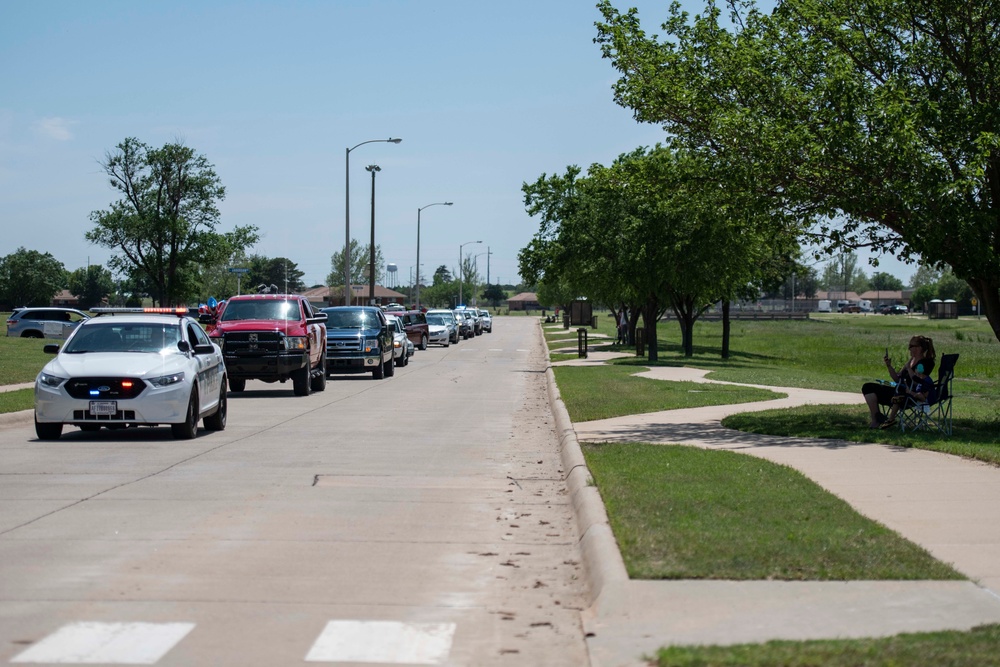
[900, 353, 959, 436]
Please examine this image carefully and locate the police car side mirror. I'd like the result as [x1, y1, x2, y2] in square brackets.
[43, 344, 60, 355]
[177, 340, 191, 353]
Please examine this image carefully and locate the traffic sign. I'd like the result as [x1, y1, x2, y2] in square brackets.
[228, 267, 250, 274]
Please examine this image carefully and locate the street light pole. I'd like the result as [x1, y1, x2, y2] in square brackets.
[415, 201, 453, 310]
[458, 240, 482, 308]
[365, 164, 381, 305]
[345, 137, 401, 305]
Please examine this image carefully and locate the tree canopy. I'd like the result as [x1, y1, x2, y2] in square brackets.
[86, 138, 259, 306]
[596, 0, 1000, 341]
[328, 240, 385, 287]
[0, 247, 67, 308]
[68, 264, 114, 309]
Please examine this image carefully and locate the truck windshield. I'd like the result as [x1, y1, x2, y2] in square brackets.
[220, 300, 300, 322]
[325, 310, 380, 329]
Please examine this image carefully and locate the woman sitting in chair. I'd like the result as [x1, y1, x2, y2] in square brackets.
[862, 335, 936, 429]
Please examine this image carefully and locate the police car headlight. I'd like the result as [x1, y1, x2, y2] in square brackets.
[148, 372, 186, 387]
[284, 336, 307, 350]
[38, 372, 66, 388]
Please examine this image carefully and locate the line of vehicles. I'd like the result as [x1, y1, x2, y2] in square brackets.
[23, 296, 494, 441]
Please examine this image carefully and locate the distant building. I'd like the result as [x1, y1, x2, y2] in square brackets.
[507, 292, 541, 311]
[302, 285, 406, 309]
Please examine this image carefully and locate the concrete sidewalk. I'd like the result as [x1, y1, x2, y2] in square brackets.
[544, 333, 1000, 666]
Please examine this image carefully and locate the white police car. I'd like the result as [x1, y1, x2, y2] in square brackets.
[33, 308, 227, 440]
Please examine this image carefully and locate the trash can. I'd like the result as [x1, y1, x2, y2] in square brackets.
[577, 328, 588, 358]
[563, 313, 570, 329]
[591, 315, 598, 329]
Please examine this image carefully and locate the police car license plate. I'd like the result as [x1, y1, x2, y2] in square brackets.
[89, 401, 117, 416]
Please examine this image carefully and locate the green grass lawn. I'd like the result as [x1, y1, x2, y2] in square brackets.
[653, 624, 1000, 667]
[553, 364, 782, 422]
[583, 443, 959, 581]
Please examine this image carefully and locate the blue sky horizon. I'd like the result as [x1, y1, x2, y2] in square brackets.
[1, 1, 917, 295]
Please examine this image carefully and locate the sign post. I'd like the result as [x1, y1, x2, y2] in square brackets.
[228, 267, 250, 295]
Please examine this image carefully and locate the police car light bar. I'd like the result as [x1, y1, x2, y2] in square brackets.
[90, 307, 189, 317]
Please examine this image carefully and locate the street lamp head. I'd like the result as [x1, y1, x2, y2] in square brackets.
[366, 164, 381, 173]
[444, 202, 453, 206]
[388, 138, 402, 144]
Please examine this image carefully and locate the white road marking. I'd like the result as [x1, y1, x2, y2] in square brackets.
[11, 622, 195, 664]
[305, 620, 456, 664]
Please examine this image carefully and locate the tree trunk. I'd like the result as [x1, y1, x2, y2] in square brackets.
[628, 305, 642, 346]
[722, 300, 731, 359]
[968, 278, 1000, 343]
[645, 294, 659, 362]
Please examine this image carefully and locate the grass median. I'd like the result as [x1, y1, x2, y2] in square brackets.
[583, 442, 960, 581]
[552, 364, 782, 422]
[652, 623, 1000, 667]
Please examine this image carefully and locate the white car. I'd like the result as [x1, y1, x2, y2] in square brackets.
[477, 309, 493, 333]
[33, 308, 228, 440]
[385, 315, 411, 367]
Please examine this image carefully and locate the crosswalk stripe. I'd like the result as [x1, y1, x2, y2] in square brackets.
[305, 620, 456, 664]
[11, 622, 195, 665]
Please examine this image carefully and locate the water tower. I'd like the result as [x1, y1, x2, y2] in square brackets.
[386, 263, 398, 289]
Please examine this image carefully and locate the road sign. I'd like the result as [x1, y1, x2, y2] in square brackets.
[228, 267, 250, 274]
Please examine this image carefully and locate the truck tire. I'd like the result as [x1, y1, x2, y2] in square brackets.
[229, 377, 246, 392]
[292, 365, 310, 396]
[372, 357, 385, 379]
[385, 355, 395, 377]
[311, 356, 327, 392]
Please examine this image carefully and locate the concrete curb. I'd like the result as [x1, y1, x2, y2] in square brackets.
[0, 409, 32, 428]
[540, 321, 630, 606]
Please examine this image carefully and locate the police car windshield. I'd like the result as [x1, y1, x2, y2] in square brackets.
[63, 323, 181, 354]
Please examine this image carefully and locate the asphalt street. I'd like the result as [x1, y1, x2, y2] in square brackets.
[0, 317, 590, 666]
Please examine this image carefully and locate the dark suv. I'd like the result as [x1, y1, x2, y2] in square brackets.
[321, 306, 395, 379]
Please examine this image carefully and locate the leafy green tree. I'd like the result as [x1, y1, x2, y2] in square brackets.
[936, 271, 975, 304]
[908, 264, 942, 290]
[87, 138, 259, 306]
[68, 264, 115, 309]
[432, 265, 452, 285]
[0, 247, 67, 308]
[246, 255, 305, 294]
[820, 253, 869, 294]
[328, 240, 385, 287]
[869, 271, 905, 292]
[481, 283, 507, 307]
[596, 0, 1000, 342]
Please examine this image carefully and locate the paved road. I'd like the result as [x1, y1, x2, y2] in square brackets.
[0, 317, 589, 666]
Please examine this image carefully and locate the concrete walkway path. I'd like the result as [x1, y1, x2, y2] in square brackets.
[545, 344, 1000, 666]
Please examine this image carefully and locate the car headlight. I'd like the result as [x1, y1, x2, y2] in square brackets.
[38, 372, 66, 388]
[393, 339, 401, 349]
[284, 336, 307, 350]
[148, 372, 186, 387]
[364, 338, 379, 353]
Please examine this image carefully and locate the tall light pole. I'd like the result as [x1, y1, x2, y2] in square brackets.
[458, 240, 482, 307]
[415, 201, 453, 310]
[345, 137, 401, 305]
[365, 164, 381, 305]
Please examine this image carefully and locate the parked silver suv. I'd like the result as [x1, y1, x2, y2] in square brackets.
[6, 307, 89, 339]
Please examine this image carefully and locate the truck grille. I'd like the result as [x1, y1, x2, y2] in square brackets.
[224, 331, 284, 354]
[326, 338, 362, 354]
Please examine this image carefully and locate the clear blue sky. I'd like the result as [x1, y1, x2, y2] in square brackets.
[1, 1, 913, 292]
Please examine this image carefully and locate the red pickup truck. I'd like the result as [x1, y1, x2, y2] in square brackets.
[204, 294, 327, 396]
